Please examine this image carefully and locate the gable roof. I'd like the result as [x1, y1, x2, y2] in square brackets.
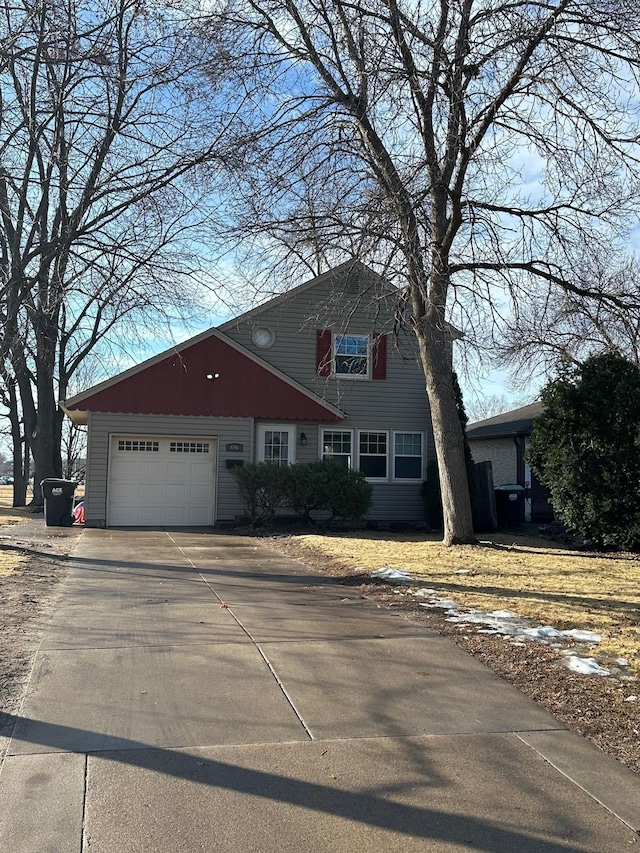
[61, 327, 345, 425]
[219, 259, 464, 340]
[466, 402, 544, 440]
[218, 260, 394, 332]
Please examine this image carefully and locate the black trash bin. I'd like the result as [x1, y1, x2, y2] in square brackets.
[494, 484, 525, 528]
[41, 478, 77, 527]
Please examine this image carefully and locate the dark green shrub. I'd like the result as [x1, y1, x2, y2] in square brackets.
[231, 460, 372, 526]
[284, 461, 333, 522]
[323, 463, 372, 523]
[231, 462, 290, 525]
[529, 352, 640, 551]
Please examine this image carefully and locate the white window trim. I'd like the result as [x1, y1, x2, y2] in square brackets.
[357, 429, 389, 482]
[392, 431, 425, 482]
[320, 428, 354, 468]
[332, 333, 371, 380]
[256, 424, 296, 466]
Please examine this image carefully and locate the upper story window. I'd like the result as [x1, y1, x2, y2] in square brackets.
[334, 335, 369, 377]
[316, 330, 387, 380]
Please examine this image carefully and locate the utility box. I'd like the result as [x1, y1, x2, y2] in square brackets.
[41, 479, 77, 527]
[494, 484, 525, 528]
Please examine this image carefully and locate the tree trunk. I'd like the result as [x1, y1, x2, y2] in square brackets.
[31, 364, 62, 508]
[417, 314, 475, 545]
[6, 380, 28, 507]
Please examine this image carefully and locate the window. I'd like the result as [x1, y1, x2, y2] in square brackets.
[334, 334, 369, 377]
[257, 425, 295, 466]
[358, 431, 388, 480]
[316, 330, 387, 379]
[322, 430, 352, 470]
[118, 440, 159, 452]
[393, 433, 423, 480]
[170, 442, 210, 454]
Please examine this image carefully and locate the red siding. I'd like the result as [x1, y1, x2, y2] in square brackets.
[66, 333, 341, 421]
[316, 329, 332, 377]
[372, 333, 387, 380]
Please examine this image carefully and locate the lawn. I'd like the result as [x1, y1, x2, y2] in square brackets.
[0, 486, 34, 576]
[280, 530, 640, 674]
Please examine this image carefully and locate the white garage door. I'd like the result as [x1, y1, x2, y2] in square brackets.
[108, 436, 216, 526]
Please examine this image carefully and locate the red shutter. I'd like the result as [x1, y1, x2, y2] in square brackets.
[316, 329, 332, 377]
[372, 333, 387, 379]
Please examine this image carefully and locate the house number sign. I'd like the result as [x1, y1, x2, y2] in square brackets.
[226, 443, 244, 452]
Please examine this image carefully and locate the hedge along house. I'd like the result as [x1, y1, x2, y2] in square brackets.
[61, 262, 439, 528]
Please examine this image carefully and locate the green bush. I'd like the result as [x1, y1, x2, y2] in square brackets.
[529, 352, 640, 551]
[232, 460, 372, 526]
[284, 461, 333, 523]
[322, 463, 372, 523]
[231, 462, 290, 525]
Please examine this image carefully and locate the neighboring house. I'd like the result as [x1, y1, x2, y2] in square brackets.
[466, 402, 554, 523]
[62, 261, 443, 528]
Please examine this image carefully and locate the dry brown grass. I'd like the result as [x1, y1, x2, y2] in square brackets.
[0, 486, 32, 576]
[285, 530, 640, 673]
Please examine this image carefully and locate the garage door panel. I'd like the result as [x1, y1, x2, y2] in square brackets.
[138, 483, 163, 501]
[164, 505, 188, 525]
[166, 483, 189, 501]
[109, 484, 141, 504]
[189, 483, 211, 501]
[108, 436, 216, 527]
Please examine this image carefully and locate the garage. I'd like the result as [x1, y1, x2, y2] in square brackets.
[107, 436, 217, 526]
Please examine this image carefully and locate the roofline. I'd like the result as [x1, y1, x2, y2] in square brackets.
[60, 326, 346, 421]
[467, 426, 533, 440]
[218, 260, 464, 341]
[218, 260, 395, 331]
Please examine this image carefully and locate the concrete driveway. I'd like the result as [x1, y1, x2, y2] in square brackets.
[0, 527, 638, 852]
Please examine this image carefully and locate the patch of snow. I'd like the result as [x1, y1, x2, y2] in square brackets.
[563, 629, 603, 644]
[625, 695, 638, 702]
[560, 656, 611, 677]
[420, 599, 459, 610]
[369, 574, 626, 680]
[371, 568, 414, 582]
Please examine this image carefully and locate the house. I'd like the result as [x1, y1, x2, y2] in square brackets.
[61, 262, 439, 528]
[466, 402, 554, 523]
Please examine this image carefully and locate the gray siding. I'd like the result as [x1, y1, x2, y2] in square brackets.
[85, 412, 253, 526]
[222, 266, 428, 426]
[224, 266, 431, 522]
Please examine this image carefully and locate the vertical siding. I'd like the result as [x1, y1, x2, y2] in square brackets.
[85, 413, 253, 526]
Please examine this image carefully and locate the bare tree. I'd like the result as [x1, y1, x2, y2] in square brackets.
[497, 255, 640, 388]
[0, 0, 236, 505]
[202, 0, 640, 544]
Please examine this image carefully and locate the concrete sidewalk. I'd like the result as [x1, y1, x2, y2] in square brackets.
[0, 527, 638, 852]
